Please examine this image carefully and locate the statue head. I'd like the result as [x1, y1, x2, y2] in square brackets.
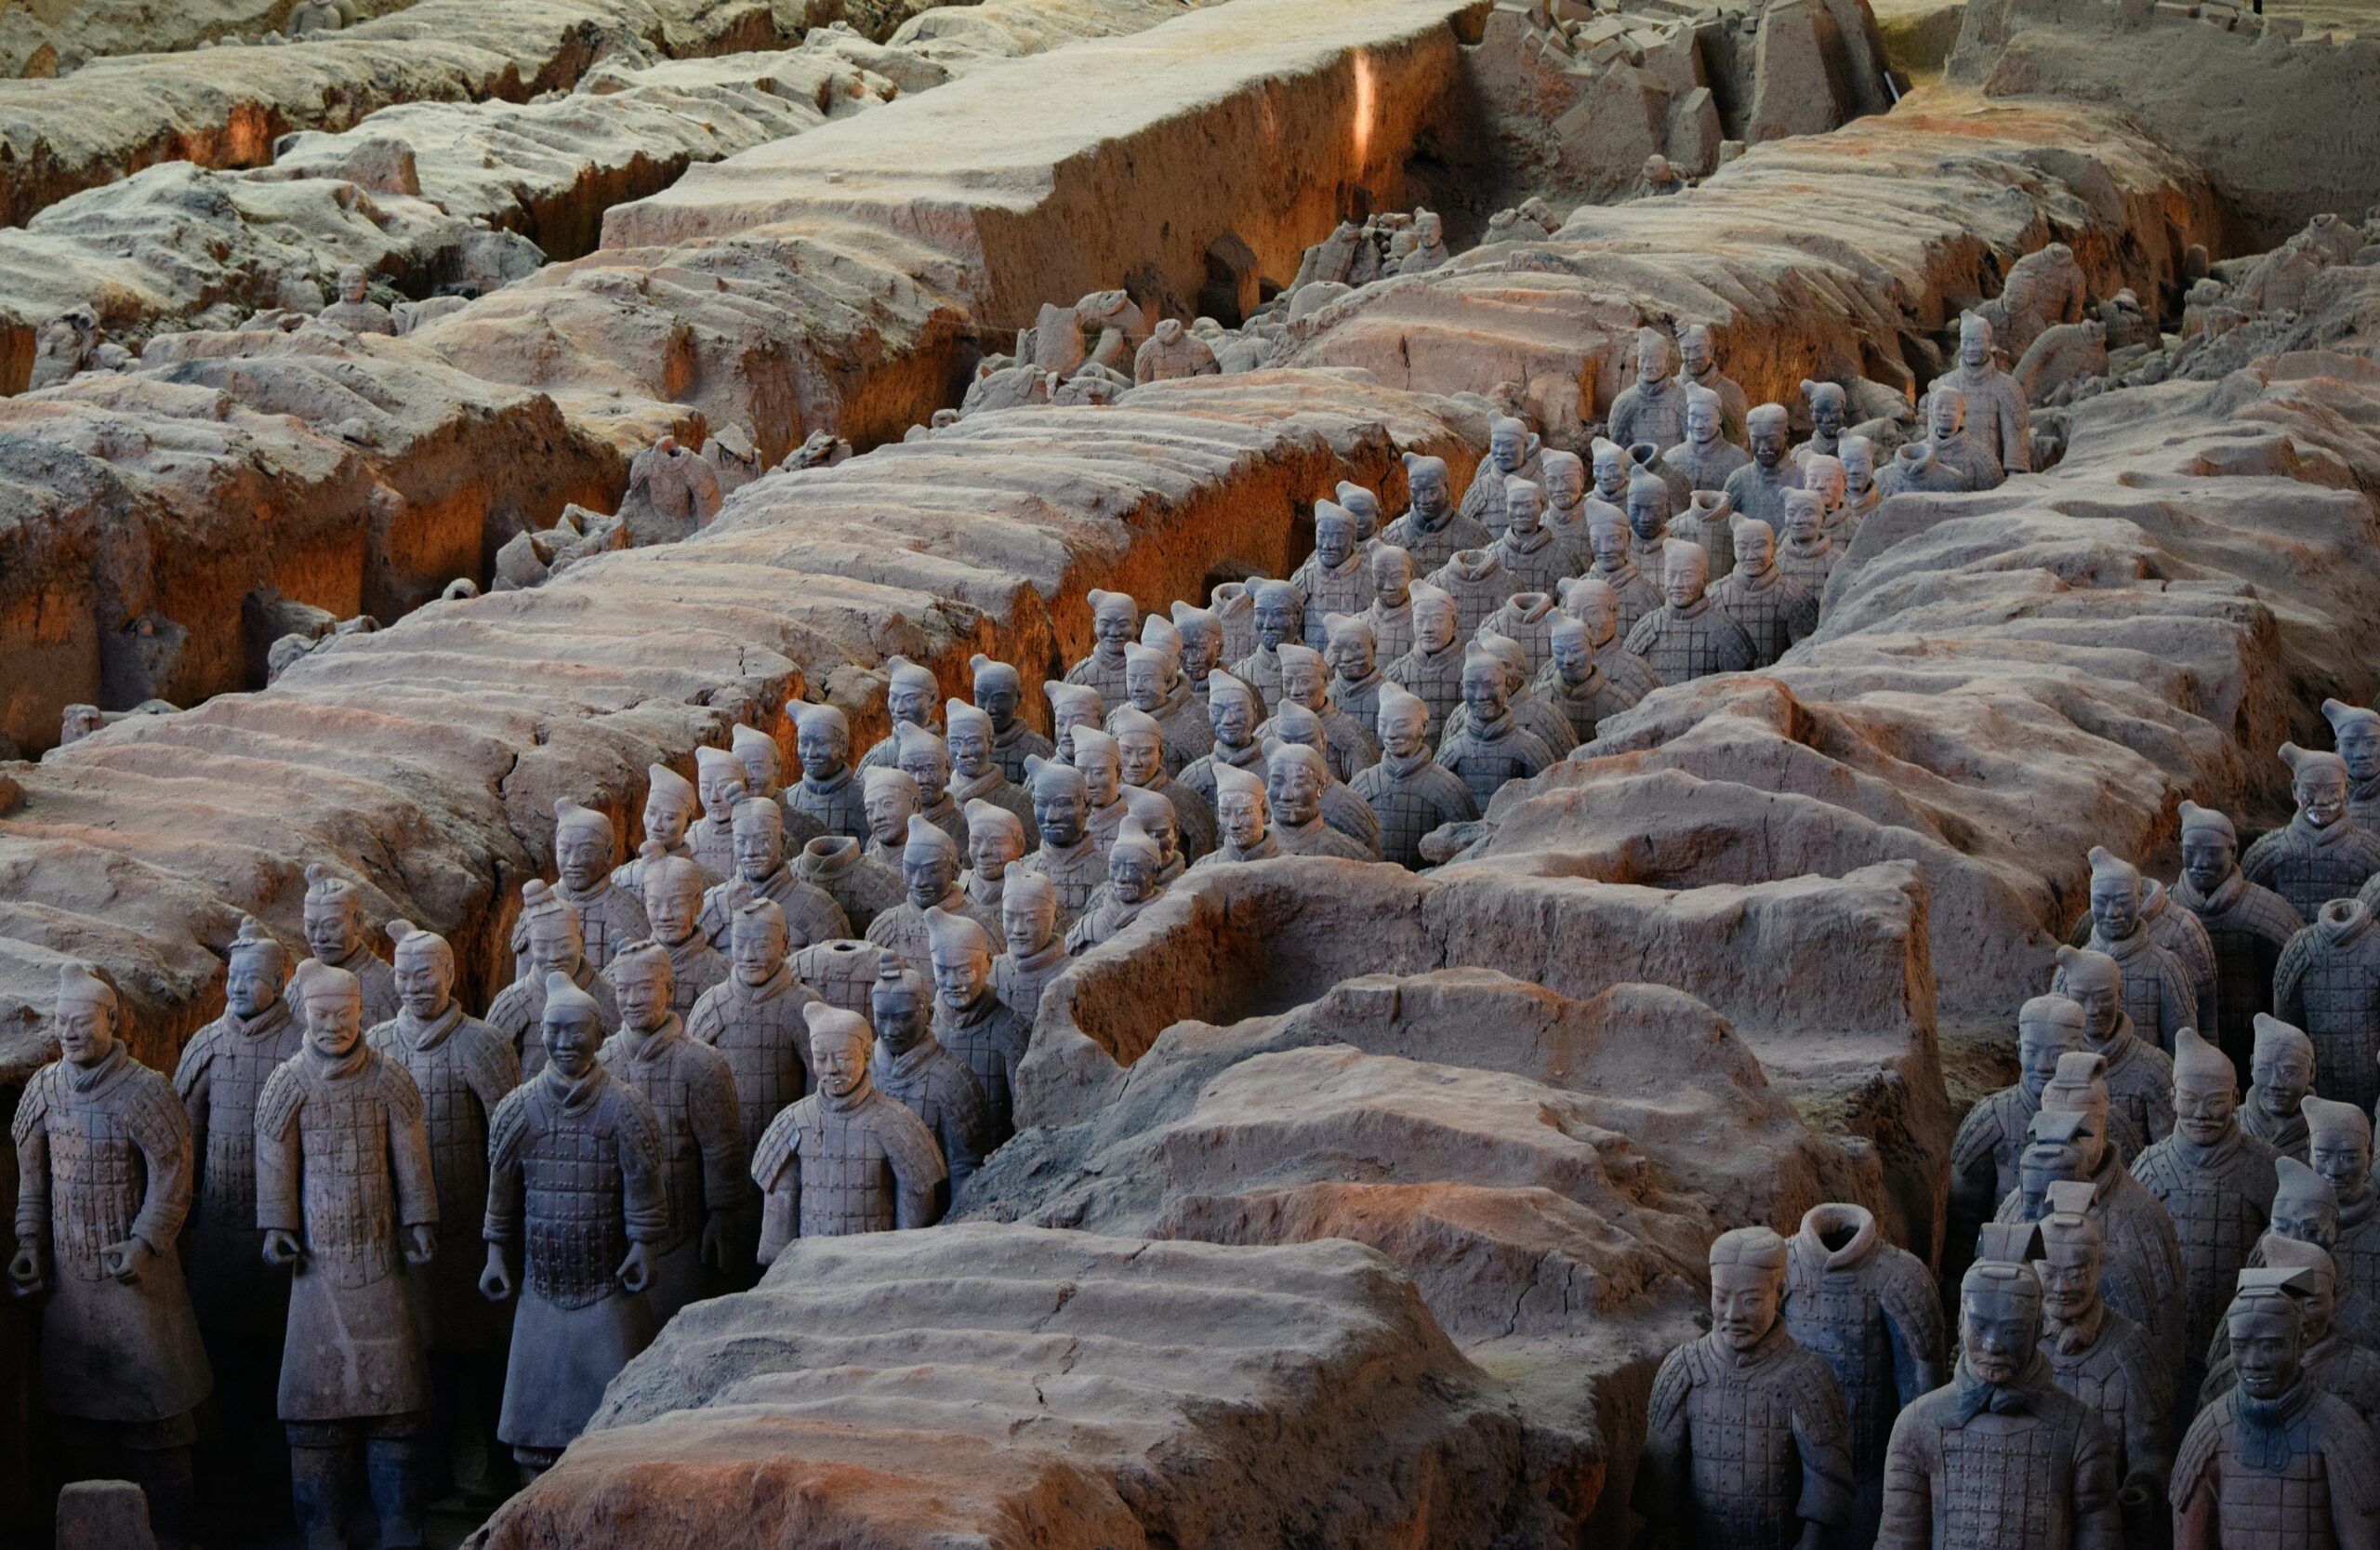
[1324, 613, 1378, 686]
[1540, 450, 1585, 510]
[1548, 614, 1593, 686]
[1167, 605, 1222, 678]
[225, 914, 290, 1019]
[52, 963, 119, 1067]
[1277, 643, 1327, 711]
[518, 882, 584, 978]
[540, 971, 605, 1079]
[1779, 489, 1824, 548]
[1214, 762, 1269, 850]
[1371, 543, 1414, 606]
[1313, 501, 1357, 569]
[730, 898, 788, 983]
[2034, 1182, 2102, 1323]
[387, 920, 455, 1021]
[1252, 580, 1302, 652]
[641, 762, 696, 850]
[2323, 699, 2380, 786]
[2273, 1152, 2343, 1249]
[1412, 209, 1443, 249]
[1662, 541, 1710, 608]
[2305, 1095, 2373, 1207]
[895, 724, 952, 806]
[1088, 589, 1136, 654]
[1403, 453, 1449, 523]
[2016, 995, 2089, 1102]
[1263, 735, 1329, 828]
[547, 801, 614, 898]
[1802, 380, 1846, 441]
[945, 699, 994, 780]
[1746, 404, 1790, 470]
[1633, 326, 1673, 390]
[804, 1002, 872, 1098]
[609, 940, 674, 1031]
[1025, 756, 1089, 847]
[1376, 681, 1432, 762]
[292, 960, 364, 1059]
[972, 656, 1024, 729]
[1001, 868, 1059, 958]
[1625, 471, 1670, 545]
[1561, 576, 1620, 644]
[796, 702, 853, 780]
[1335, 482, 1382, 543]
[1729, 515, 1775, 576]
[301, 864, 372, 966]
[2282, 743, 2352, 829]
[901, 814, 959, 907]
[1502, 478, 1544, 538]
[1707, 1226, 1787, 1354]
[1110, 706, 1167, 788]
[1590, 438, 1629, 502]
[1488, 416, 1529, 475]
[337, 264, 367, 304]
[1460, 647, 1509, 728]
[1684, 385, 1722, 447]
[884, 656, 938, 730]
[1207, 671, 1259, 748]
[1676, 323, 1715, 378]
[2267, 1238, 2343, 1346]
[2052, 945, 2124, 1044]
[2227, 1270, 2310, 1401]
[1071, 724, 1122, 810]
[2037, 1051, 2111, 1175]
[1839, 435, 1877, 493]
[1045, 682, 1104, 762]
[1409, 582, 1458, 654]
[2172, 1026, 2239, 1148]
[731, 723, 782, 798]
[964, 799, 1026, 884]
[2178, 801, 2239, 893]
[1959, 311, 1995, 371]
[1927, 386, 1967, 442]
[923, 907, 993, 1012]
[694, 746, 747, 824]
[1802, 455, 1846, 514]
[1960, 1225, 2045, 1384]
[639, 845, 706, 946]
[1107, 816, 1163, 906]
[1124, 643, 1173, 714]
[2252, 1013, 2316, 1121]
[1125, 786, 1181, 870]
[2085, 845, 2144, 941]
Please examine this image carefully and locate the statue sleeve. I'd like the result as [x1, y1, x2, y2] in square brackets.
[1878, 1258, 1949, 1403]
[2169, 1408, 2225, 1550]
[126, 1076, 197, 1252]
[463, 1028, 522, 1115]
[750, 1106, 800, 1263]
[1791, 1357, 1857, 1531]
[615, 1090, 670, 1248]
[377, 1061, 439, 1230]
[172, 1034, 212, 1200]
[1632, 1346, 1692, 1528]
[11, 1070, 51, 1247]
[690, 1052, 747, 1214]
[2275, 932, 2312, 1027]
[882, 1105, 946, 1232]
[2069, 1406, 2123, 1550]
[1873, 1408, 1937, 1550]
[942, 1072, 991, 1193]
[483, 1091, 529, 1246]
[254, 1065, 306, 1236]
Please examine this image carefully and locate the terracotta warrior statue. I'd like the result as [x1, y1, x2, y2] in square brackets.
[2201, 1237, 2380, 1427]
[1792, 380, 1847, 469]
[752, 1003, 945, 1252]
[1321, 612, 1386, 744]
[367, 922, 519, 1492]
[638, 842, 727, 1018]
[688, 746, 748, 883]
[2326, 699, 2380, 828]
[1723, 404, 1806, 527]
[1951, 995, 2091, 1287]
[1383, 580, 1467, 737]
[1624, 468, 1674, 584]
[1942, 311, 2031, 478]
[2277, 898, 2380, 1114]
[13, 965, 213, 1547]
[1067, 815, 1168, 952]
[1774, 490, 1836, 621]
[856, 960, 983, 1227]
[1257, 641, 1378, 781]
[1196, 761, 1282, 867]
[1678, 322, 1750, 442]
[1709, 515, 1810, 669]
[2304, 1096, 2380, 1318]
[992, 868, 1069, 1025]
[2131, 1026, 2281, 1410]
[1291, 502, 1369, 643]
[301, 864, 398, 1029]
[1351, 674, 1476, 872]
[549, 799, 650, 973]
[1875, 1224, 2122, 1550]
[699, 796, 851, 951]
[1380, 452, 1488, 573]
[318, 265, 396, 337]
[1921, 385, 2003, 492]
[1625, 541, 1756, 686]
[1334, 479, 1384, 549]
[1064, 589, 1137, 707]
[1458, 416, 1544, 535]
[1540, 450, 1594, 566]
[858, 656, 941, 774]
[2243, 1014, 2317, 1162]
[599, 939, 746, 1322]
[1178, 669, 1267, 815]
[611, 763, 699, 894]
[1577, 506, 1659, 643]
[793, 834, 903, 938]
[1132, 316, 1218, 383]
[1122, 635, 1207, 774]
[1838, 434, 1883, 523]
[1561, 574, 1661, 704]
[1535, 611, 1641, 745]
[867, 814, 999, 974]
[971, 655, 1054, 785]
[687, 897, 821, 1164]
[1044, 681, 1104, 763]
[962, 798, 1029, 919]
[946, 698, 1039, 841]
[789, 939, 894, 1022]
[1070, 723, 1130, 859]
[1229, 579, 1304, 713]
[1113, 708, 1213, 861]
[617, 432, 723, 545]
[1365, 545, 1421, 668]
[2172, 1267, 2380, 1549]
[1436, 646, 1556, 810]
[2032, 1181, 2175, 1528]
[2174, 800, 2304, 1080]
[2253, 1155, 2380, 1354]
[1638, 1225, 1855, 1550]
[1665, 384, 1751, 495]
[1608, 327, 1691, 455]
[1262, 699, 1383, 855]
[2052, 944, 2178, 1152]
[1120, 787, 1189, 884]
[1211, 580, 1258, 671]
[479, 972, 666, 1481]
[1781, 1202, 1946, 1544]
[492, 887, 618, 1080]
[2083, 845, 2202, 1053]
[257, 960, 439, 1550]
[856, 766, 919, 871]
[1020, 755, 1107, 923]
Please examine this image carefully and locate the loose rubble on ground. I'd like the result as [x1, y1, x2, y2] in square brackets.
[3, 0, 2380, 1545]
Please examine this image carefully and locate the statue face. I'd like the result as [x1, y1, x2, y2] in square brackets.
[1679, 332, 1712, 375]
[1036, 787, 1086, 848]
[1709, 1263, 1778, 1353]
[1959, 1288, 2039, 1384]
[1118, 732, 1164, 787]
[1841, 443, 1875, 487]
[1210, 692, 1255, 747]
[1408, 468, 1448, 522]
[1461, 661, 1507, 723]
[899, 749, 950, 802]
[302, 990, 363, 1059]
[2064, 967, 2121, 1041]
[1806, 463, 1845, 511]
[1093, 607, 1133, 651]
[888, 684, 930, 727]
[902, 849, 952, 907]
[2035, 1243, 2099, 1322]
[865, 787, 917, 846]
[734, 819, 783, 881]
[2312, 1133, 2372, 1199]
[1736, 527, 1774, 572]
[1178, 627, 1220, 677]
[393, 947, 451, 1019]
[1414, 601, 1457, 655]
[1543, 459, 1583, 508]
[1316, 519, 1355, 569]
[1002, 896, 1056, 956]
[1267, 759, 1323, 827]
[1663, 555, 1707, 607]
[1961, 326, 1991, 369]
[1053, 705, 1095, 760]
[1626, 490, 1663, 543]
[1685, 399, 1717, 444]
[947, 721, 991, 777]
[543, 1012, 599, 1080]
[874, 978, 929, 1044]
[1505, 489, 1543, 537]
[526, 917, 581, 975]
[303, 896, 364, 963]
[1078, 750, 1120, 808]
[737, 745, 779, 793]
[1784, 502, 1822, 544]
[2229, 1305, 2303, 1401]
[643, 871, 701, 944]
[55, 998, 113, 1066]
[1327, 633, 1375, 684]
[1218, 790, 1266, 849]
[1749, 421, 1788, 469]
[2017, 1023, 2078, 1099]
[2271, 1191, 2335, 1249]
[339, 268, 365, 303]
[1489, 425, 1524, 471]
[1110, 852, 1155, 905]
[2298, 767, 2349, 828]
[1415, 213, 1441, 246]
[812, 1027, 868, 1098]
[615, 955, 670, 1030]
[698, 765, 747, 821]
[1125, 659, 1165, 712]
[1255, 594, 1296, 650]
[969, 826, 1022, 881]
[1139, 807, 1180, 866]
[928, 948, 985, 1011]
[643, 791, 693, 849]
[2341, 723, 2380, 784]
[1593, 452, 1627, 500]
[1551, 632, 1590, 682]
[2087, 875, 2140, 939]
[731, 913, 786, 978]
[975, 678, 1019, 727]
[226, 955, 281, 1019]
[1811, 396, 1844, 439]
[1930, 394, 1964, 440]
[2253, 1051, 2312, 1116]
[2181, 833, 2235, 894]
[1379, 701, 1428, 759]
[1371, 550, 1412, 605]
[1282, 659, 1325, 709]
[2174, 1071, 2237, 1146]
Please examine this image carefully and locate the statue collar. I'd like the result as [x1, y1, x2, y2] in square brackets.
[303, 1040, 372, 1083]
[2237, 1379, 2316, 1469]
[222, 1000, 292, 1041]
[541, 1060, 608, 1114]
[393, 1000, 464, 1052]
[2168, 1124, 2243, 1172]
[1665, 595, 1713, 622]
[2174, 868, 2245, 916]
[63, 1044, 129, 1095]
[1950, 1351, 2050, 1424]
[1007, 938, 1067, 976]
[2043, 1299, 2107, 1357]
[734, 963, 798, 1002]
[963, 869, 1004, 909]
[1501, 526, 1554, 559]
[804, 764, 853, 797]
[1224, 832, 1283, 864]
[1591, 558, 1639, 587]
[949, 766, 1006, 803]
[2321, 900, 2374, 947]
[821, 1070, 878, 1116]
[1713, 1318, 1792, 1372]
[1793, 1202, 1879, 1273]
[876, 1035, 943, 1082]
[616, 1013, 685, 1063]
[1379, 747, 1435, 780]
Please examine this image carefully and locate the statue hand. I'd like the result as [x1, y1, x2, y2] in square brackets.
[479, 1244, 514, 1303]
[698, 1210, 732, 1270]
[261, 1228, 306, 1268]
[403, 1224, 436, 1265]
[7, 1241, 46, 1295]
[616, 1241, 652, 1294]
[101, 1236, 153, 1285]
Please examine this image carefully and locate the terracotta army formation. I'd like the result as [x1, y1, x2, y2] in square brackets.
[1437, 646, 1556, 809]
[317, 265, 396, 336]
[13, 966, 213, 1547]
[700, 795, 850, 950]
[1638, 1226, 1855, 1550]
[687, 898, 820, 1167]
[753, 1004, 945, 1253]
